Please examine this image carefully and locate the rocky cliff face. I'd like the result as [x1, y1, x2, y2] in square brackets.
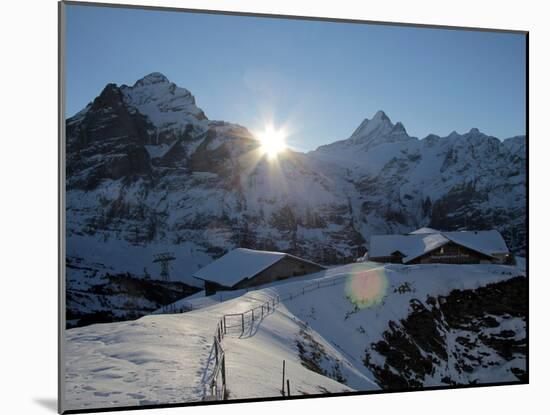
[363, 276, 527, 388]
[65, 73, 526, 326]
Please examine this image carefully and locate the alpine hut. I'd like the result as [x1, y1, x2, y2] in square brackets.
[369, 229, 510, 265]
[194, 248, 326, 295]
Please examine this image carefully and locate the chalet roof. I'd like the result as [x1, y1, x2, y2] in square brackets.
[370, 233, 449, 262]
[442, 230, 509, 258]
[193, 248, 324, 287]
[408, 227, 439, 235]
[370, 230, 509, 264]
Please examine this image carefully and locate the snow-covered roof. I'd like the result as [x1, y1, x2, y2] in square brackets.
[370, 230, 509, 263]
[408, 227, 439, 235]
[443, 230, 509, 258]
[193, 248, 324, 287]
[370, 233, 449, 262]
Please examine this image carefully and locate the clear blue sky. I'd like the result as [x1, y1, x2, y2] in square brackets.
[65, 4, 526, 151]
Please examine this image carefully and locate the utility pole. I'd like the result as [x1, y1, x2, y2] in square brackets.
[153, 252, 176, 281]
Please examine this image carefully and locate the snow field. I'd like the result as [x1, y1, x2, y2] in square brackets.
[64, 262, 526, 410]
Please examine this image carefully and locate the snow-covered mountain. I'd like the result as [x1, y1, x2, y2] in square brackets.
[310, 111, 526, 252]
[65, 73, 526, 327]
[63, 262, 526, 410]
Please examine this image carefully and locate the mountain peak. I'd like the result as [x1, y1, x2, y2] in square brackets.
[350, 110, 395, 140]
[372, 110, 391, 123]
[90, 83, 124, 111]
[393, 121, 407, 134]
[120, 72, 208, 131]
[133, 72, 170, 87]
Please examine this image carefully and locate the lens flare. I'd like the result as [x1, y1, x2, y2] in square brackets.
[345, 265, 388, 308]
[257, 125, 287, 159]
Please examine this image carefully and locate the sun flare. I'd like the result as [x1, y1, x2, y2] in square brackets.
[258, 126, 287, 159]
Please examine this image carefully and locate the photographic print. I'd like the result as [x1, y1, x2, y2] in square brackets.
[59, 1, 528, 413]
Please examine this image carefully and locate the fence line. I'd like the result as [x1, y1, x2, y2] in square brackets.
[220, 273, 351, 338]
[158, 302, 193, 314]
[201, 272, 355, 401]
[203, 317, 227, 401]
[160, 286, 263, 315]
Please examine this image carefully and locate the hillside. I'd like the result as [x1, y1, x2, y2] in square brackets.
[64, 73, 527, 326]
[64, 262, 526, 411]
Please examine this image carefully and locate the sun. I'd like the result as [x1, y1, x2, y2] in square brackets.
[257, 125, 287, 159]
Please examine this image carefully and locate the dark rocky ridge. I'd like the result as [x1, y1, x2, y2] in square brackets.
[363, 276, 527, 389]
[67, 272, 200, 329]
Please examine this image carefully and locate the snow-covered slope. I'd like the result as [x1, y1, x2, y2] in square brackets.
[313, 110, 414, 175]
[65, 73, 526, 327]
[64, 262, 526, 411]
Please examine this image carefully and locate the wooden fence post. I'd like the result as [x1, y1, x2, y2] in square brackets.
[252, 309, 255, 322]
[241, 314, 245, 334]
[281, 360, 286, 396]
[223, 316, 226, 334]
[221, 354, 226, 398]
[287, 379, 291, 397]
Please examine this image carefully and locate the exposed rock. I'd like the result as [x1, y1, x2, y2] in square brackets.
[363, 277, 527, 389]
[66, 272, 200, 328]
